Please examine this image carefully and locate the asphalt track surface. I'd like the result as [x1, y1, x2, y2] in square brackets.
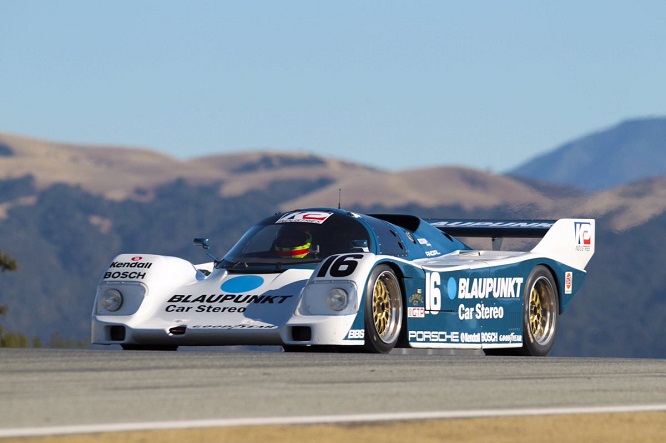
[1, 348, 665, 440]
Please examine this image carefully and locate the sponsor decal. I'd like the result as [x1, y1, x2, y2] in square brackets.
[346, 329, 365, 339]
[131, 256, 143, 261]
[461, 332, 480, 343]
[407, 295, 426, 317]
[575, 222, 592, 251]
[410, 331, 519, 344]
[277, 211, 332, 225]
[481, 332, 498, 343]
[424, 273, 521, 316]
[407, 307, 425, 318]
[417, 238, 432, 247]
[458, 277, 523, 299]
[425, 250, 441, 257]
[166, 305, 246, 313]
[190, 324, 277, 330]
[165, 293, 292, 313]
[408, 290, 424, 306]
[221, 276, 264, 293]
[460, 332, 499, 343]
[458, 303, 504, 320]
[408, 330, 460, 343]
[104, 271, 146, 280]
[109, 261, 153, 269]
[167, 294, 291, 304]
[432, 221, 553, 229]
[565, 271, 573, 295]
[499, 333, 522, 343]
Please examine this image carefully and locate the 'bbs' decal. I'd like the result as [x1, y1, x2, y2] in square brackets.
[347, 329, 364, 339]
[316, 254, 363, 278]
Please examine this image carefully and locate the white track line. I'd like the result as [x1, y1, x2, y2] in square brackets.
[1, 404, 665, 438]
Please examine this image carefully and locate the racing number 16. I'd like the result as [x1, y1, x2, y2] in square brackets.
[317, 254, 363, 278]
[425, 272, 441, 314]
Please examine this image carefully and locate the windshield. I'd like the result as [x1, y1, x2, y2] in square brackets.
[220, 210, 371, 267]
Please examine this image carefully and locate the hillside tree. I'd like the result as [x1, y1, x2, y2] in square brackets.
[0, 250, 31, 347]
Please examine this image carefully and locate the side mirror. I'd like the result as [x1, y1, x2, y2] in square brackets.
[193, 237, 210, 250]
[193, 237, 220, 264]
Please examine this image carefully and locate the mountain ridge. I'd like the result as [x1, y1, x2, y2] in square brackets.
[2, 130, 666, 231]
[0, 131, 375, 204]
[510, 117, 666, 190]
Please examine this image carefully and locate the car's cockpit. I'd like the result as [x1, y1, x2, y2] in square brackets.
[218, 210, 371, 268]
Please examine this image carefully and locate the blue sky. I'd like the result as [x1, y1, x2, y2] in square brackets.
[2, 1, 666, 172]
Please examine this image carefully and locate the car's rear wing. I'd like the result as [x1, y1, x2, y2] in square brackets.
[429, 218, 595, 270]
[429, 219, 555, 239]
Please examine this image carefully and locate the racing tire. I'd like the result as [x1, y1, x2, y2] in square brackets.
[363, 265, 403, 354]
[519, 265, 559, 356]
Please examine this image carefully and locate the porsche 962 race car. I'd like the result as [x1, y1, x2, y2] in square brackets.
[92, 208, 595, 355]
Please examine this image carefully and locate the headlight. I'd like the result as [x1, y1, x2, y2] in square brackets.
[100, 288, 123, 312]
[299, 281, 357, 315]
[326, 288, 349, 311]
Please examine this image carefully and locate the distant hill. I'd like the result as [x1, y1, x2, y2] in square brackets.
[510, 117, 666, 191]
[1, 130, 666, 357]
[0, 132, 372, 202]
[0, 132, 564, 216]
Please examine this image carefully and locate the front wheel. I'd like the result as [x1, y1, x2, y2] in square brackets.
[364, 265, 403, 353]
[519, 266, 559, 356]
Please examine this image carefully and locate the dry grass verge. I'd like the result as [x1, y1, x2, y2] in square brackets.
[2, 412, 664, 443]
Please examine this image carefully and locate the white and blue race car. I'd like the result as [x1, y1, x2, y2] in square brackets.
[91, 208, 595, 355]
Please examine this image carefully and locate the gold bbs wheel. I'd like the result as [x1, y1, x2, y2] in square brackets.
[365, 265, 403, 353]
[522, 266, 559, 356]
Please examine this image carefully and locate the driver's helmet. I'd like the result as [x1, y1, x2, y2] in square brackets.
[275, 225, 312, 259]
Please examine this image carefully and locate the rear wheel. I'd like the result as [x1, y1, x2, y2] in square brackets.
[364, 265, 403, 353]
[520, 266, 559, 356]
[484, 265, 559, 357]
